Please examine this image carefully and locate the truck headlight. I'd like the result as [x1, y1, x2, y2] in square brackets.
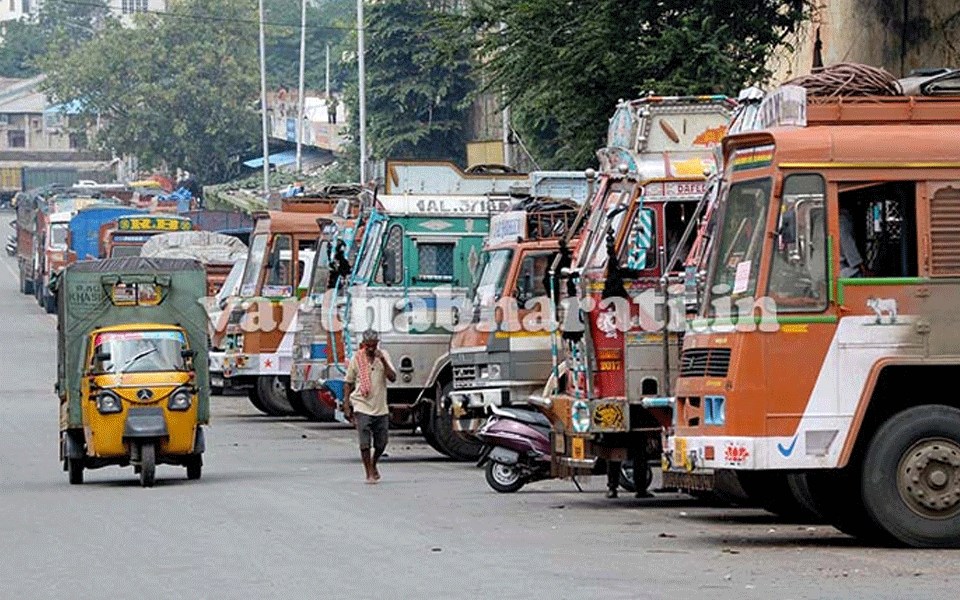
[96, 391, 122, 414]
[168, 387, 193, 411]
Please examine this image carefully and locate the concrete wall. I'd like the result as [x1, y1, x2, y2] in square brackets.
[770, 0, 960, 84]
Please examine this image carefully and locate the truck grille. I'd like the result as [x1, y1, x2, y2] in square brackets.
[679, 348, 731, 378]
[453, 365, 477, 389]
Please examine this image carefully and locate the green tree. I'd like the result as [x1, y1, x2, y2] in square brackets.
[463, 0, 811, 169]
[263, 0, 354, 91]
[40, 0, 260, 184]
[0, 0, 111, 78]
[340, 0, 475, 172]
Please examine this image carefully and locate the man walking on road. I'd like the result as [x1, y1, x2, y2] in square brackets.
[343, 329, 396, 483]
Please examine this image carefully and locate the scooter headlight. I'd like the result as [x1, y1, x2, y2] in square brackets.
[168, 387, 193, 411]
[96, 390, 122, 414]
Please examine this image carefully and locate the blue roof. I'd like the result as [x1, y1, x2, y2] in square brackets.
[243, 150, 299, 169]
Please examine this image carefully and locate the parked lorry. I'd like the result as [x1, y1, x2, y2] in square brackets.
[219, 201, 340, 416]
[56, 257, 210, 487]
[662, 84, 960, 547]
[290, 192, 515, 452]
[443, 199, 584, 460]
[539, 95, 735, 493]
[100, 214, 194, 258]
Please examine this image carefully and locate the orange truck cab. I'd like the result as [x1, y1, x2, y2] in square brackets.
[663, 84, 960, 547]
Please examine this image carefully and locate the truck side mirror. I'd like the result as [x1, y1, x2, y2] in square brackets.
[96, 351, 111, 362]
[181, 349, 197, 359]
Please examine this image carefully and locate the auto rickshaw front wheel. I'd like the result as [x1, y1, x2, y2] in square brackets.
[67, 457, 83, 485]
[139, 442, 156, 488]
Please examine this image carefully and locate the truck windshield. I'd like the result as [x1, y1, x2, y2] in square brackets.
[92, 330, 188, 374]
[706, 177, 772, 315]
[215, 258, 246, 305]
[50, 223, 69, 249]
[240, 233, 268, 296]
[471, 249, 513, 317]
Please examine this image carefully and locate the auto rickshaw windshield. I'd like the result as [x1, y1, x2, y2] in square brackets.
[92, 330, 189, 374]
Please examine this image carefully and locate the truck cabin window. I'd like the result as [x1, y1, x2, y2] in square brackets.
[767, 174, 827, 310]
[264, 234, 292, 295]
[417, 242, 454, 282]
[110, 245, 141, 258]
[707, 177, 772, 316]
[837, 181, 917, 279]
[514, 252, 551, 304]
[92, 330, 188, 374]
[665, 201, 698, 270]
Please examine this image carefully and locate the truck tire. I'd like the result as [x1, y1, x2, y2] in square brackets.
[255, 375, 297, 416]
[417, 401, 447, 456]
[737, 471, 823, 523]
[804, 466, 894, 544]
[19, 269, 32, 295]
[431, 382, 484, 461]
[300, 389, 336, 422]
[247, 387, 274, 415]
[861, 405, 960, 548]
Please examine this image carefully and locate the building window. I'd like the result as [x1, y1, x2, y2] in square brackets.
[21, 0, 28, 13]
[122, 0, 148, 14]
[8, 130, 25, 148]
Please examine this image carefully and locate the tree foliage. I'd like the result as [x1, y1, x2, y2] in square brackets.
[463, 0, 811, 169]
[263, 0, 354, 91]
[340, 0, 475, 171]
[0, 0, 111, 78]
[40, 0, 260, 184]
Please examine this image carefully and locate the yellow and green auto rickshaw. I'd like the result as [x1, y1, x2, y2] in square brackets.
[56, 257, 210, 487]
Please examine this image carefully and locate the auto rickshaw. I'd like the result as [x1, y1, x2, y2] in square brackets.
[57, 257, 210, 487]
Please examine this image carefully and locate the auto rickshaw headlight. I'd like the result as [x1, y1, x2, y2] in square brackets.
[168, 387, 193, 411]
[96, 391, 122, 414]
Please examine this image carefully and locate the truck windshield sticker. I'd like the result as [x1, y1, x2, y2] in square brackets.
[731, 144, 775, 172]
[732, 260, 752, 294]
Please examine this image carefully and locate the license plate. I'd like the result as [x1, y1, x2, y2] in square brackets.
[210, 376, 224, 389]
[571, 436, 585, 460]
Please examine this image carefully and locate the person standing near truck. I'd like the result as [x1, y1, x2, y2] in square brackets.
[343, 329, 397, 483]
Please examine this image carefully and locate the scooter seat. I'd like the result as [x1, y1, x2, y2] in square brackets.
[493, 406, 551, 428]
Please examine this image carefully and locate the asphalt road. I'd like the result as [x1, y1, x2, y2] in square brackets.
[1, 211, 958, 600]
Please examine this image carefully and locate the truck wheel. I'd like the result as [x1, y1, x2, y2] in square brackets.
[67, 457, 83, 485]
[431, 382, 484, 461]
[286, 388, 310, 419]
[253, 376, 296, 416]
[186, 456, 202, 480]
[247, 387, 273, 415]
[618, 460, 637, 493]
[300, 389, 336, 422]
[417, 401, 447, 456]
[737, 471, 823, 523]
[785, 473, 826, 522]
[862, 405, 960, 548]
[485, 460, 525, 493]
[139, 442, 156, 488]
[804, 466, 894, 544]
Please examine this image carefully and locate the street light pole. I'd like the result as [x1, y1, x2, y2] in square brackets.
[296, 0, 307, 174]
[258, 0, 270, 195]
[357, 0, 367, 184]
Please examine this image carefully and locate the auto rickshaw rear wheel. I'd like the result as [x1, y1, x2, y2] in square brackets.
[139, 442, 156, 488]
[186, 456, 202, 480]
[67, 457, 83, 484]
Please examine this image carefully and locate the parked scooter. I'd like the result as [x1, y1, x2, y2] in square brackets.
[475, 405, 553, 493]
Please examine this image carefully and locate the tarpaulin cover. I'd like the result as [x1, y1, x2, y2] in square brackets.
[56, 257, 210, 428]
[139, 230, 248, 265]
